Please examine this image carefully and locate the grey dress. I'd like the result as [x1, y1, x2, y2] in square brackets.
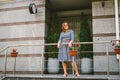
[58, 30, 74, 62]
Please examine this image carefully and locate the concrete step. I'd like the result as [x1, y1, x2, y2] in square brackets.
[2, 77, 108, 80]
[1, 74, 120, 80]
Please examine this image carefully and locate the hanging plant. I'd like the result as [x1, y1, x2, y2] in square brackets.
[10, 48, 18, 57]
[69, 44, 79, 56]
[112, 40, 120, 54]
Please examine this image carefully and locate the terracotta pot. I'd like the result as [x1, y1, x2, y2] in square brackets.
[114, 48, 120, 54]
[69, 50, 77, 56]
[11, 52, 18, 57]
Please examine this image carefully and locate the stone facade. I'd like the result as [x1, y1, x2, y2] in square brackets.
[0, 0, 119, 75]
[92, 0, 119, 74]
[0, 0, 46, 74]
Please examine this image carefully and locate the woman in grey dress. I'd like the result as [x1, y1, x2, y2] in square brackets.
[57, 22, 80, 77]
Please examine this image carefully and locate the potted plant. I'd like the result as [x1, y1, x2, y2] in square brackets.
[114, 42, 120, 55]
[10, 48, 18, 57]
[78, 12, 93, 74]
[46, 33, 60, 73]
[69, 44, 79, 56]
[46, 13, 60, 73]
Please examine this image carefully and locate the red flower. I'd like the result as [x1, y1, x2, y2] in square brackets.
[112, 43, 115, 46]
[12, 47, 17, 52]
[116, 40, 120, 42]
[69, 43, 79, 50]
[75, 44, 79, 47]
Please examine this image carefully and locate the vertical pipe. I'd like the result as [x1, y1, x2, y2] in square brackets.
[114, 0, 119, 40]
[114, 0, 120, 60]
[114, 0, 120, 75]
[106, 44, 109, 76]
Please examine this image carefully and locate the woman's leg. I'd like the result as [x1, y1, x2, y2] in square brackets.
[71, 61, 80, 76]
[62, 61, 67, 76]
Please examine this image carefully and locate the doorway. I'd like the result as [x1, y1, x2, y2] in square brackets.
[46, 0, 92, 41]
[45, 0, 92, 74]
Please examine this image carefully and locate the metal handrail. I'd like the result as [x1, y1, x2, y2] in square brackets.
[0, 43, 59, 76]
[0, 41, 111, 54]
[0, 46, 9, 54]
[0, 41, 113, 77]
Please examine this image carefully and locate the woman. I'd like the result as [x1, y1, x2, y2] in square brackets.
[57, 22, 80, 77]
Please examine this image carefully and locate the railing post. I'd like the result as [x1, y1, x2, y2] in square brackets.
[119, 54, 120, 75]
[3, 51, 7, 76]
[41, 47, 44, 76]
[13, 57, 16, 75]
[105, 43, 109, 76]
[72, 57, 75, 75]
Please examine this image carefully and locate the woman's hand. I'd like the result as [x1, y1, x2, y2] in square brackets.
[68, 42, 72, 47]
[57, 41, 60, 48]
[68, 40, 73, 47]
[57, 43, 60, 48]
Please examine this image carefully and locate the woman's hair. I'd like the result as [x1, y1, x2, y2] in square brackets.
[62, 22, 70, 32]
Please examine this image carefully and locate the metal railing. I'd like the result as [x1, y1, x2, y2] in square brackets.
[0, 41, 119, 77]
[0, 43, 57, 76]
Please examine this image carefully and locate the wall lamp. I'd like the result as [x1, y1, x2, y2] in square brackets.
[29, 3, 38, 14]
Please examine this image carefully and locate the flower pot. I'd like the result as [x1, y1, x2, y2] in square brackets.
[114, 48, 120, 54]
[11, 52, 18, 57]
[69, 50, 77, 56]
[48, 58, 59, 73]
[81, 58, 92, 74]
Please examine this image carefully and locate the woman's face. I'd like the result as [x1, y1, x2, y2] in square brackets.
[63, 22, 69, 30]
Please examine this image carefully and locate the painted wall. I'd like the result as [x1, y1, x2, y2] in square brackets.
[92, 0, 119, 75]
[0, 0, 46, 74]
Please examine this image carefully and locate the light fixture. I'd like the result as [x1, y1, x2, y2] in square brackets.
[29, 3, 37, 14]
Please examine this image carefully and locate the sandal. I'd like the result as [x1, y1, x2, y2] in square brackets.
[63, 74, 67, 77]
[75, 73, 80, 77]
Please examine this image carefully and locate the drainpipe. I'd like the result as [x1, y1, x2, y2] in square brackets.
[114, 0, 119, 59]
[114, 0, 119, 40]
